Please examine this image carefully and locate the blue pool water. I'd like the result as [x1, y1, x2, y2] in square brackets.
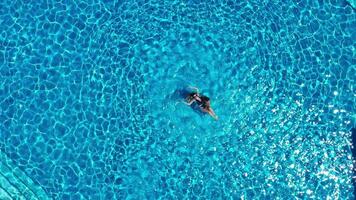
[0, 0, 355, 199]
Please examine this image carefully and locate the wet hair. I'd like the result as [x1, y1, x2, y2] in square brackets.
[189, 92, 198, 97]
[187, 92, 198, 101]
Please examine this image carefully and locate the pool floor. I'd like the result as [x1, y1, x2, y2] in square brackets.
[0, 0, 355, 199]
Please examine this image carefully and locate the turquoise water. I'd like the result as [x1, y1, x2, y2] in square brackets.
[0, 0, 355, 199]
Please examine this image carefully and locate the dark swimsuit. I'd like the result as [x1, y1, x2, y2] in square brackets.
[198, 96, 209, 109]
[188, 93, 209, 109]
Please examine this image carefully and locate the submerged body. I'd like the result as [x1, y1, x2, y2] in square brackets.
[185, 87, 218, 120]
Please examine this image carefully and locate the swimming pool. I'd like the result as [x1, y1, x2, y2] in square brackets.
[0, 0, 355, 199]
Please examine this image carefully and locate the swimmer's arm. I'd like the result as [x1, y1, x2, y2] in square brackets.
[182, 100, 194, 105]
[188, 86, 199, 93]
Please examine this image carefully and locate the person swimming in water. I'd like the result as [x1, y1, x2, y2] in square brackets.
[197, 95, 218, 120]
[184, 86, 202, 105]
[184, 86, 218, 120]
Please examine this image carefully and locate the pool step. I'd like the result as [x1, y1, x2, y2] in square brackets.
[0, 186, 14, 200]
[346, 0, 355, 9]
[0, 151, 49, 200]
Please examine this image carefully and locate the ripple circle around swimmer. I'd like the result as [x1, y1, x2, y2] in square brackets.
[0, 0, 355, 199]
